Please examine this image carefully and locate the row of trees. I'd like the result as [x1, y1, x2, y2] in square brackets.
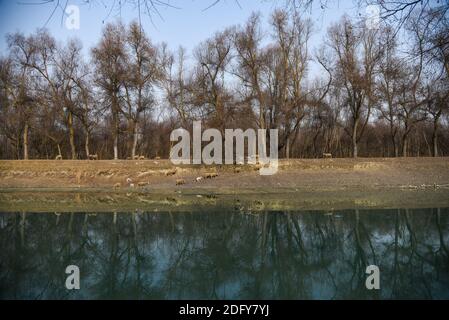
[0, 8, 448, 160]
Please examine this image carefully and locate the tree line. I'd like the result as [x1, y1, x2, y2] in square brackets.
[0, 8, 448, 160]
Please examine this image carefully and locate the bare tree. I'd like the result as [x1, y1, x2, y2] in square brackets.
[377, 27, 403, 157]
[161, 45, 195, 128]
[123, 21, 162, 159]
[193, 28, 233, 134]
[325, 17, 382, 157]
[54, 39, 89, 159]
[3, 34, 39, 159]
[268, 10, 312, 157]
[91, 22, 127, 159]
[234, 13, 267, 130]
[423, 81, 448, 157]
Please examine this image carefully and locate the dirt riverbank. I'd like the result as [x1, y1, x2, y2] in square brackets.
[1, 157, 449, 191]
[1, 158, 449, 212]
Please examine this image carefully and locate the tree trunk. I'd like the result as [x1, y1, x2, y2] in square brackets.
[131, 120, 139, 159]
[394, 141, 399, 158]
[85, 130, 90, 158]
[423, 131, 431, 156]
[57, 144, 62, 158]
[111, 93, 120, 160]
[15, 134, 20, 160]
[259, 105, 265, 130]
[23, 122, 29, 160]
[433, 135, 438, 157]
[112, 111, 119, 160]
[68, 112, 76, 159]
[114, 134, 118, 160]
[402, 136, 408, 157]
[352, 119, 358, 158]
[390, 127, 398, 157]
[432, 120, 439, 157]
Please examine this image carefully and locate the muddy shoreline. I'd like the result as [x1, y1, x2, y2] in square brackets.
[0, 188, 448, 212]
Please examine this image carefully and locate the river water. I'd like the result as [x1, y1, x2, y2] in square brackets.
[1, 208, 448, 299]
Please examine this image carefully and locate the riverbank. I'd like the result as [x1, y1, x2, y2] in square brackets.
[1, 157, 449, 191]
[1, 158, 449, 212]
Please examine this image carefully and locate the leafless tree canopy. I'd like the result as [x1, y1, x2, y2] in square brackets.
[0, 3, 448, 159]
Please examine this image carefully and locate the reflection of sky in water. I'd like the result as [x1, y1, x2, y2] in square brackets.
[0, 208, 448, 299]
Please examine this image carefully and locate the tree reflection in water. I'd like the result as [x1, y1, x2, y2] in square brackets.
[0, 208, 448, 299]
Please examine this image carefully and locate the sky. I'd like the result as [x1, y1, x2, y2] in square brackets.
[0, 0, 365, 77]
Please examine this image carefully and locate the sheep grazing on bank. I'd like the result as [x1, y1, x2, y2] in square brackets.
[195, 176, 203, 182]
[165, 168, 177, 176]
[205, 172, 218, 179]
[176, 178, 185, 186]
[88, 154, 98, 160]
[323, 153, 332, 158]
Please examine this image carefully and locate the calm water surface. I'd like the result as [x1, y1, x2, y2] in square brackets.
[1, 208, 448, 299]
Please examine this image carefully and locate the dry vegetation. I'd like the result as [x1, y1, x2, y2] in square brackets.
[1, 157, 449, 191]
[1, 157, 449, 212]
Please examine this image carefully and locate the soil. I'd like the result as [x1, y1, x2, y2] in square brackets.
[1, 157, 449, 191]
[1, 158, 449, 212]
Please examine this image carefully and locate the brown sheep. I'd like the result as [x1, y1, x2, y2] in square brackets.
[205, 172, 218, 179]
[165, 168, 177, 176]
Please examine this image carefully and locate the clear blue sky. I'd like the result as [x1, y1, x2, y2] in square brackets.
[0, 0, 362, 77]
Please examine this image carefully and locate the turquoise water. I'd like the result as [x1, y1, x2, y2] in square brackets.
[1, 208, 448, 299]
